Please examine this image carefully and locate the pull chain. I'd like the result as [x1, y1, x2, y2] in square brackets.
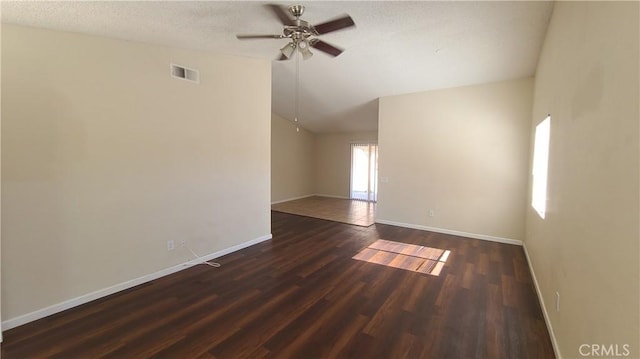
[294, 47, 300, 133]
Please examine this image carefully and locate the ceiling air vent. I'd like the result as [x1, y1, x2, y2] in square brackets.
[170, 63, 199, 84]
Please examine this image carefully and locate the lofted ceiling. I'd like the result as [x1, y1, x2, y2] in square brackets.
[1, 1, 554, 133]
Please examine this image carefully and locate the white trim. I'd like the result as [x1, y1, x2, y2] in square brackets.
[271, 194, 315, 205]
[1, 234, 272, 331]
[313, 194, 351, 200]
[272, 194, 358, 204]
[374, 219, 522, 246]
[522, 243, 562, 359]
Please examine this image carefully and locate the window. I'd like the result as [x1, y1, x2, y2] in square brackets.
[532, 115, 551, 219]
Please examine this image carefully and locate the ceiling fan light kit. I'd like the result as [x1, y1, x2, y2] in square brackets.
[280, 42, 296, 59]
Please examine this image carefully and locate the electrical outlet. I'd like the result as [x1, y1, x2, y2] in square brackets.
[429, 210, 435, 217]
[555, 291, 560, 312]
[167, 240, 175, 251]
[178, 240, 187, 248]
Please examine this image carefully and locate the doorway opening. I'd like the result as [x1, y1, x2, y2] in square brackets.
[350, 143, 378, 202]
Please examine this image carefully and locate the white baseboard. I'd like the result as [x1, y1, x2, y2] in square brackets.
[272, 194, 361, 204]
[522, 243, 562, 359]
[271, 194, 314, 205]
[1, 233, 273, 331]
[374, 219, 522, 246]
[313, 193, 351, 200]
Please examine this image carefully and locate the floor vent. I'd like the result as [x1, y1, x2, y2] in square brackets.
[170, 63, 199, 83]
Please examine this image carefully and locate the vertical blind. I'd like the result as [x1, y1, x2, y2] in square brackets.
[350, 143, 378, 202]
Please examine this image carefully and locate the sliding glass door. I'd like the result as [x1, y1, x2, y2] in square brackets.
[350, 143, 378, 202]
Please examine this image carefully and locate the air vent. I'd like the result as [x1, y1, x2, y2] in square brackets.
[170, 63, 199, 84]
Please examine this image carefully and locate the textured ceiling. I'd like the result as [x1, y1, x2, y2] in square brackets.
[1, 1, 554, 133]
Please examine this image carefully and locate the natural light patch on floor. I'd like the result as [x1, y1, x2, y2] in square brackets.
[353, 239, 450, 276]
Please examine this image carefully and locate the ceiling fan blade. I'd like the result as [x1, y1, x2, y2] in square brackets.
[313, 15, 355, 35]
[266, 4, 295, 26]
[236, 34, 284, 40]
[276, 53, 289, 61]
[309, 39, 344, 57]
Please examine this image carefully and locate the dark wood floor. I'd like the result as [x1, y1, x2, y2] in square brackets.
[1, 212, 555, 358]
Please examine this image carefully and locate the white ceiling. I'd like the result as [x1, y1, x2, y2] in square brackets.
[1, 1, 554, 133]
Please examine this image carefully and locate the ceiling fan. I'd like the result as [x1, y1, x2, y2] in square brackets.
[236, 4, 355, 60]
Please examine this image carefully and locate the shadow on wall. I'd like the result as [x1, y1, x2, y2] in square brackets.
[322, 99, 379, 133]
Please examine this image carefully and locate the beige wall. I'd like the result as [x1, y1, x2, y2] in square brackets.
[315, 131, 378, 198]
[525, 2, 639, 357]
[271, 114, 316, 203]
[270, 125, 377, 201]
[378, 78, 533, 241]
[1, 25, 271, 322]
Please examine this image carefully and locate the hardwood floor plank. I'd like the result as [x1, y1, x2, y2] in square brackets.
[486, 283, 507, 359]
[1, 211, 554, 358]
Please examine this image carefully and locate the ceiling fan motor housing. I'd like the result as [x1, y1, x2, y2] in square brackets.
[284, 20, 316, 42]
